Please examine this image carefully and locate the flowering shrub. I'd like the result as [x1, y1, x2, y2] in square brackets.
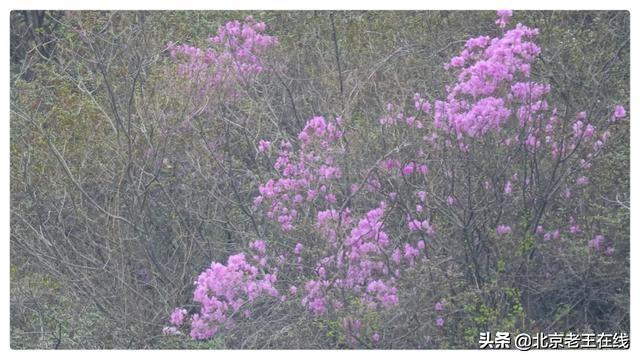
[166, 11, 628, 345]
[255, 116, 345, 231]
[188, 250, 279, 339]
[167, 16, 278, 110]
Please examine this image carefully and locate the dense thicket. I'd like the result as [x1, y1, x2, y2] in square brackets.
[10, 10, 629, 349]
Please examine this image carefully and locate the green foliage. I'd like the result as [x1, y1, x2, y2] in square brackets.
[458, 287, 526, 347]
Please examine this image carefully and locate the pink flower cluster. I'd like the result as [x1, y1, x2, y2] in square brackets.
[255, 116, 344, 231]
[300, 203, 415, 315]
[170, 307, 187, 327]
[496, 224, 512, 235]
[588, 234, 615, 256]
[167, 16, 278, 102]
[438, 23, 541, 137]
[185, 251, 279, 339]
[495, 10, 513, 28]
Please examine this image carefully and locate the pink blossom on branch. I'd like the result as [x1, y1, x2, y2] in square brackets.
[496, 225, 512, 235]
[188, 252, 279, 339]
[170, 308, 187, 327]
[495, 10, 513, 28]
[258, 139, 271, 153]
[613, 105, 626, 120]
[168, 16, 278, 104]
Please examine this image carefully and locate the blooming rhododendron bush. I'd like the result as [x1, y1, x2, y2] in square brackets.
[10, 10, 628, 349]
[163, 12, 629, 347]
